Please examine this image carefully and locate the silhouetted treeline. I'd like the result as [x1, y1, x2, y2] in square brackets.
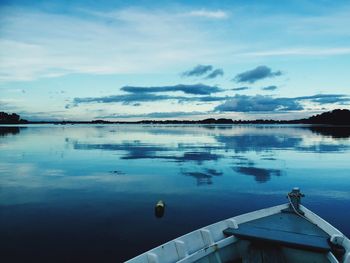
[129, 109, 350, 125]
[297, 109, 350, 125]
[137, 109, 350, 125]
[0, 112, 28, 124]
[1, 109, 349, 125]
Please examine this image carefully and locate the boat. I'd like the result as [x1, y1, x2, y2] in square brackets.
[126, 188, 350, 263]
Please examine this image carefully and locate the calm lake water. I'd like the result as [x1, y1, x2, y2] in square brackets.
[1, 124, 350, 262]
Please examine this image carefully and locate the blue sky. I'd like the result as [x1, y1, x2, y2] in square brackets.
[0, 0, 350, 121]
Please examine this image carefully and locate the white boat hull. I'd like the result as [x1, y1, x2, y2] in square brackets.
[126, 204, 350, 263]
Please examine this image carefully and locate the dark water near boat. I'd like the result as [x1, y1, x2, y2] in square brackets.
[0, 124, 349, 262]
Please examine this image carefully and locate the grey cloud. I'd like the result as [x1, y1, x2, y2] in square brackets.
[215, 95, 303, 112]
[198, 96, 227, 102]
[312, 97, 349, 104]
[121, 84, 222, 95]
[70, 90, 349, 112]
[214, 93, 350, 112]
[233, 66, 282, 83]
[71, 93, 229, 108]
[72, 93, 181, 106]
[262, 85, 278, 91]
[182, 65, 213, 77]
[205, 68, 224, 79]
[182, 96, 228, 103]
[295, 94, 350, 104]
[232, 87, 250, 91]
[98, 111, 206, 119]
[295, 94, 345, 100]
[145, 111, 204, 118]
[182, 65, 223, 79]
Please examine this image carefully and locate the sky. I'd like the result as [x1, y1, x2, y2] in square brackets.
[0, 0, 350, 121]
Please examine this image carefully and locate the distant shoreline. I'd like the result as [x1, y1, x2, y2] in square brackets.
[1, 109, 350, 125]
[1, 121, 349, 126]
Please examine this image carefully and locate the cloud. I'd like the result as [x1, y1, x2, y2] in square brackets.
[233, 66, 282, 83]
[70, 94, 228, 108]
[313, 97, 350, 104]
[70, 83, 228, 108]
[186, 10, 228, 19]
[232, 87, 250, 91]
[262, 85, 278, 91]
[70, 92, 231, 109]
[195, 96, 228, 102]
[205, 68, 224, 79]
[70, 93, 228, 107]
[0, 7, 231, 82]
[71, 92, 349, 112]
[182, 65, 223, 79]
[2, 3, 350, 83]
[215, 93, 350, 112]
[243, 47, 350, 57]
[98, 111, 206, 119]
[142, 111, 204, 118]
[72, 93, 177, 106]
[121, 84, 221, 95]
[214, 95, 303, 112]
[295, 94, 350, 104]
[182, 65, 213, 77]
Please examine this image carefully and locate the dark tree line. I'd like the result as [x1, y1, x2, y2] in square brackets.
[0, 112, 28, 124]
[0, 109, 349, 125]
[302, 109, 350, 125]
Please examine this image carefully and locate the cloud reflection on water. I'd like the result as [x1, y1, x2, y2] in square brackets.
[68, 125, 350, 184]
[182, 168, 223, 186]
[233, 166, 282, 183]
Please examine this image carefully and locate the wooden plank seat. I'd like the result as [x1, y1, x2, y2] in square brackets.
[223, 225, 331, 252]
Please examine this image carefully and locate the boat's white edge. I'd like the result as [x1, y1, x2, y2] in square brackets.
[125, 203, 350, 263]
[300, 205, 350, 263]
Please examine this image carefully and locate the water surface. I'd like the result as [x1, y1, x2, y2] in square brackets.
[0, 124, 349, 262]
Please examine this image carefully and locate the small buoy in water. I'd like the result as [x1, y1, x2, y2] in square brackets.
[154, 200, 165, 218]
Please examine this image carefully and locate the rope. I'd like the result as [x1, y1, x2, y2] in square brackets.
[287, 194, 316, 225]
